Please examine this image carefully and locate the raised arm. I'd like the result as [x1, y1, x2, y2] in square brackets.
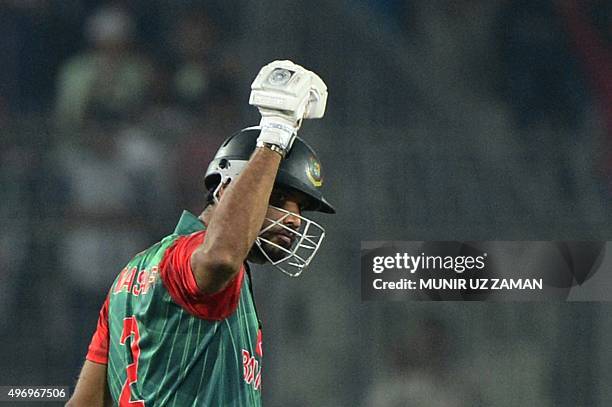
[191, 147, 282, 294]
[191, 60, 328, 294]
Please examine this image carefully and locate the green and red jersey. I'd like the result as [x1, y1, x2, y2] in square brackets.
[86, 211, 263, 406]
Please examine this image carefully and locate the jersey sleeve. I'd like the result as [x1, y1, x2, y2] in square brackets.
[86, 294, 110, 365]
[159, 230, 244, 320]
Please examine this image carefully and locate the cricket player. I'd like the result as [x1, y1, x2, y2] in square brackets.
[66, 60, 335, 406]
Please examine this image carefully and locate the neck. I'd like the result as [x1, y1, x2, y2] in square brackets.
[198, 206, 214, 227]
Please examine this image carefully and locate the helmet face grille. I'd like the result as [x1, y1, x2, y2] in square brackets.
[203, 127, 333, 275]
[255, 205, 326, 277]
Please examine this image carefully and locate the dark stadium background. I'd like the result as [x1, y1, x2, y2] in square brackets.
[1, 0, 611, 405]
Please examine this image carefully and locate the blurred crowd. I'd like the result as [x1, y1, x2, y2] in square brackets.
[1, 0, 250, 383]
[376, 0, 611, 191]
[0, 0, 610, 405]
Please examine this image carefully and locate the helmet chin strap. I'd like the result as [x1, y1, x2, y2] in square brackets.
[212, 180, 225, 204]
[254, 205, 326, 277]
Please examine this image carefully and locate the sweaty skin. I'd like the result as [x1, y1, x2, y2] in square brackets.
[247, 197, 303, 264]
[65, 360, 113, 407]
[191, 146, 282, 294]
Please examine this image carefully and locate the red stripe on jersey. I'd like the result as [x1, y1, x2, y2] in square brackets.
[256, 329, 263, 357]
[159, 231, 244, 320]
[86, 294, 110, 364]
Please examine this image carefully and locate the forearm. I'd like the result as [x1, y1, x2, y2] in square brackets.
[66, 360, 112, 407]
[193, 146, 281, 290]
[206, 146, 281, 259]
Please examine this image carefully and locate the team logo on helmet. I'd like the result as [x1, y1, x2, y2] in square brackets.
[306, 156, 323, 187]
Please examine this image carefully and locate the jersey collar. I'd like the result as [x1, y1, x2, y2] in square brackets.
[174, 210, 206, 235]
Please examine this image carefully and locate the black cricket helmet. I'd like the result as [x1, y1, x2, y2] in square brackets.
[204, 126, 334, 277]
[204, 127, 335, 214]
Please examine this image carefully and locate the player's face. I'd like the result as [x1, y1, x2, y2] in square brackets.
[249, 189, 307, 263]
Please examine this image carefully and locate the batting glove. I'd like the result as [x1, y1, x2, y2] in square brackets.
[249, 60, 327, 156]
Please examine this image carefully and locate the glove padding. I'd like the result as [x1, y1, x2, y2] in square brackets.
[250, 60, 327, 155]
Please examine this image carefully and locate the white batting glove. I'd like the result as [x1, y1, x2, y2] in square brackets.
[249, 60, 327, 156]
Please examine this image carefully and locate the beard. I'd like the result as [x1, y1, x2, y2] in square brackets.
[247, 230, 295, 264]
